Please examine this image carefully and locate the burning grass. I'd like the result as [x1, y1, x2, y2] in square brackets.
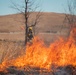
[13, 37, 76, 70]
[0, 41, 24, 65]
[0, 36, 76, 69]
[0, 32, 76, 75]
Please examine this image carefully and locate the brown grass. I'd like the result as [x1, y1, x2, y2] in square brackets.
[0, 12, 70, 63]
[0, 41, 25, 64]
[0, 12, 69, 43]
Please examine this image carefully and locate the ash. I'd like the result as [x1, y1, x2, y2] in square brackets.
[51, 65, 76, 75]
[0, 65, 76, 75]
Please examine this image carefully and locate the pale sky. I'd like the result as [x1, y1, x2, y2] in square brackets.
[0, 0, 68, 15]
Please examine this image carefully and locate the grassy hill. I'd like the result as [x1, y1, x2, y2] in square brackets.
[0, 12, 69, 43]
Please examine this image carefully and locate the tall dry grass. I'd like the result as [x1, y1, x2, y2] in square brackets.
[0, 41, 25, 64]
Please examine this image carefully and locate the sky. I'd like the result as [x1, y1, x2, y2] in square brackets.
[0, 0, 68, 16]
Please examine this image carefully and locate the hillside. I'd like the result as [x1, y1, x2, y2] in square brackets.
[0, 12, 69, 43]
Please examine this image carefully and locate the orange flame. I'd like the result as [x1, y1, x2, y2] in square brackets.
[0, 35, 76, 71]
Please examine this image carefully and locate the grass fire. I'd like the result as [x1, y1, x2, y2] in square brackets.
[0, 0, 76, 74]
[0, 31, 76, 75]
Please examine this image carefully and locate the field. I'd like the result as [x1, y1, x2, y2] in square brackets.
[0, 12, 70, 62]
[0, 12, 69, 41]
[0, 12, 72, 72]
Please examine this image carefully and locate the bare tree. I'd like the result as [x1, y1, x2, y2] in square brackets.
[11, 0, 42, 45]
[64, 0, 76, 36]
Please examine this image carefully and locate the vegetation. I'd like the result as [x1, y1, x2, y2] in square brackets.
[0, 41, 24, 64]
[11, 0, 42, 45]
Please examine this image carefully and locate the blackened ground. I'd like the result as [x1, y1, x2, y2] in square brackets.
[0, 65, 76, 75]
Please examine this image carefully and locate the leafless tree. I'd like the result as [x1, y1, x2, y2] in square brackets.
[11, 0, 42, 45]
[64, 0, 76, 36]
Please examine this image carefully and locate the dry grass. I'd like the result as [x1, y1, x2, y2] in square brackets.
[0, 41, 25, 64]
[0, 12, 69, 42]
[0, 12, 70, 64]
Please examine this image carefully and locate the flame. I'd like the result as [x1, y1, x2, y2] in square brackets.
[0, 32, 76, 71]
[14, 36, 76, 69]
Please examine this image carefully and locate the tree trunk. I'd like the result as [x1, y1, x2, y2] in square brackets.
[25, 0, 28, 45]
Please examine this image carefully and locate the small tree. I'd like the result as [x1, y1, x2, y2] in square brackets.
[11, 0, 42, 45]
[64, 0, 76, 36]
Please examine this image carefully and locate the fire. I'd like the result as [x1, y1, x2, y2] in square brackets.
[70, 28, 76, 40]
[0, 34, 76, 71]
[13, 36, 76, 69]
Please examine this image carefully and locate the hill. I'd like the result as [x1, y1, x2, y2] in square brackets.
[0, 12, 69, 43]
